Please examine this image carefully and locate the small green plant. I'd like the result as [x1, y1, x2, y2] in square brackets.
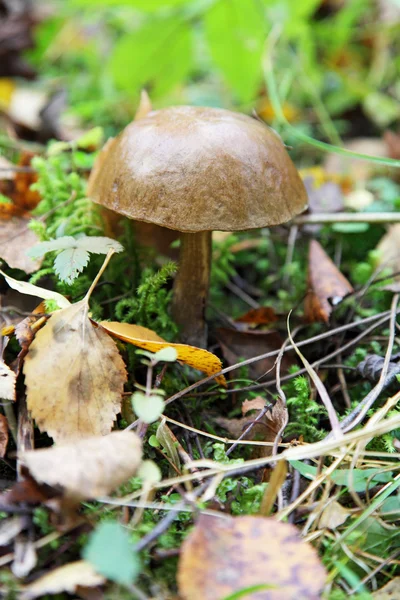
[284, 372, 327, 441]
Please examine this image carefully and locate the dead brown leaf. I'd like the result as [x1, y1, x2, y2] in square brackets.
[21, 430, 142, 503]
[23, 300, 127, 443]
[21, 560, 105, 600]
[371, 577, 400, 599]
[242, 396, 266, 415]
[0, 413, 9, 457]
[215, 397, 287, 459]
[235, 307, 278, 326]
[178, 514, 327, 600]
[318, 501, 350, 530]
[304, 240, 353, 323]
[0, 215, 42, 273]
[216, 328, 293, 380]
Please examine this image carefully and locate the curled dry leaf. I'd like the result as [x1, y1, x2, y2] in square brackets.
[178, 514, 327, 600]
[21, 560, 105, 600]
[21, 430, 142, 503]
[215, 397, 287, 459]
[242, 396, 266, 415]
[0, 414, 9, 457]
[304, 240, 353, 323]
[371, 577, 400, 599]
[100, 321, 226, 386]
[23, 300, 127, 443]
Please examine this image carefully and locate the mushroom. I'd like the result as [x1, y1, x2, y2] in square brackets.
[87, 105, 308, 347]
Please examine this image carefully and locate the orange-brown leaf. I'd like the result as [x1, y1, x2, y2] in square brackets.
[235, 307, 278, 326]
[178, 514, 327, 600]
[100, 321, 226, 386]
[305, 240, 353, 323]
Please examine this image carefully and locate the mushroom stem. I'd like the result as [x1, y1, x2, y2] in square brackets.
[171, 231, 212, 348]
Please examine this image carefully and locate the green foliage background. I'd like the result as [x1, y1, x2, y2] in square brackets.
[29, 0, 400, 137]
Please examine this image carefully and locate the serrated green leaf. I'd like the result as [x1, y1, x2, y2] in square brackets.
[28, 236, 123, 259]
[83, 522, 139, 586]
[132, 392, 165, 424]
[27, 237, 77, 259]
[75, 236, 123, 254]
[109, 17, 192, 98]
[54, 248, 90, 285]
[205, 0, 266, 103]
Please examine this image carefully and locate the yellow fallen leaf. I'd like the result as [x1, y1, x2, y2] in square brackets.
[24, 300, 127, 443]
[100, 321, 226, 387]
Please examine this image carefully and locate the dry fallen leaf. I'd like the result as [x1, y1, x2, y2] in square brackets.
[0, 216, 42, 273]
[242, 396, 267, 415]
[178, 514, 327, 600]
[21, 430, 142, 503]
[376, 224, 400, 273]
[100, 321, 226, 386]
[21, 560, 105, 600]
[0, 414, 9, 457]
[215, 397, 287, 459]
[304, 240, 353, 323]
[324, 137, 389, 182]
[0, 360, 16, 402]
[318, 500, 350, 530]
[371, 577, 400, 599]
[23, 300, 127, 443]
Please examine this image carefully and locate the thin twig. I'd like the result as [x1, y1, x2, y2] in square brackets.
[331, 293, 399, 436]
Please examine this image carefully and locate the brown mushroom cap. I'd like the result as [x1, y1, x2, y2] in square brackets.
[88, 106, 307, 232]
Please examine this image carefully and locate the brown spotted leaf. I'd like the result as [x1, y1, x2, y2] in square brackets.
[178, 514, 327, 600]
[304, 240, 353, 323]
[21, 431, 142, 503]
[100, 321, 226, 386]
[23, 299, 127, 443]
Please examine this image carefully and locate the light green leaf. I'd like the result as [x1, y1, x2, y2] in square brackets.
[137, 459, 162, 483]
[0, 270, 70, 309]
[28, 236, 123, 259]
[54, 248, 90, 285]
[109, 17, 192, 98]
[154, 347, 178, 363]
[76, 127, 104, 150]
[332, 223, 370, 234]
[28, 236, 123, 284]
[132, 392, 165, 424]
[83, 522, 139, 586]
[205, 0, 266, 103]
[290, 461, 393, 493]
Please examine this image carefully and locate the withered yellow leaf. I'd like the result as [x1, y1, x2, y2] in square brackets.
[100, 321, 226, 386]
[21, 431, 142, 502]
[23, 300, 127, 443]
[21, 560, 105, 600]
